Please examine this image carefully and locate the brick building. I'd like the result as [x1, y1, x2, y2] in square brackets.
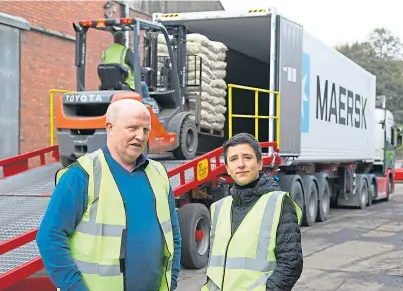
[0, 0, 223, 159]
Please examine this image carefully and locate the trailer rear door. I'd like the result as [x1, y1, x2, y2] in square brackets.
[154, 8, 303, 157]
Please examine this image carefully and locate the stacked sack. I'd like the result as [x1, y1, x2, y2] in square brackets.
[157, 33, 228, 131]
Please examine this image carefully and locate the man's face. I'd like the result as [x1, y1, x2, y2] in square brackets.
[225, 143, 262, 186]
[107, 112, 150, 164]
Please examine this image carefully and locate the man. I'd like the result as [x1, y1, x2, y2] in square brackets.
[36, 99, 181, 291]
[202, 133, 303, 291]
[101, 31, 151, 99]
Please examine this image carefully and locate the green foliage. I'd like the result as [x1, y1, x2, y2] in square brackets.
[335, 27, 403, 124]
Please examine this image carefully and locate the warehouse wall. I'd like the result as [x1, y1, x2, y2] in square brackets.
[0, 1, 149, 155]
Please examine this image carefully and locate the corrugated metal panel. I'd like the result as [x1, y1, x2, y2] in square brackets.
[129, 0, 225, 15]
[276, 16, 303, 156]
[0, 24, 20, 159]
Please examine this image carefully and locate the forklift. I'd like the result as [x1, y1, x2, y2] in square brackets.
[55, 17, 201, 166]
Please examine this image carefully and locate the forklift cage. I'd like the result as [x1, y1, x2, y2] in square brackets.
[72, 17, 184, 110]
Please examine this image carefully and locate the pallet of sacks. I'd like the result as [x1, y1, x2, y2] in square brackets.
[156, 33, 228, 133]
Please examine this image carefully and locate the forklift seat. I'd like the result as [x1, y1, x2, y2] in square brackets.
[97, 63, 131, 91]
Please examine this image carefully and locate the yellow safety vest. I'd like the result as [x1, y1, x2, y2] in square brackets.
[101, 43, 135, 90]
[201, 190, 302, 291]
[54, 149, 174, 291]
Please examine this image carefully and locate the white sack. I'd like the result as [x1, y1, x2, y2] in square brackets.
[210, 79, 227, 90]
[214, 61, 227, 70]
[213, 122, 225, 130]
[186, 60, 215, 78]
[187, 71, 212, 85]
[213, 70, 227, 79]
[187, 81, 217, 97]
[187, 42, 217, 61]
[156, 32, 228, 132]
[216, 105, 227, 114]
[210, 40, 228, 53]
[189, 109, 215, 123]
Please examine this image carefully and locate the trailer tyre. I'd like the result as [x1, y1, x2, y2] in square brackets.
[302, 179, 318, 227]
[316, 179, 331, 222]
[290, 180, 304, 211]
[173, 117, 198, 160]
[178, 203, 210, 269]
[358, 180, 368, 209]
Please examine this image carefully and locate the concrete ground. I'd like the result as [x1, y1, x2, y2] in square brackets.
[176, 184, 403, 291]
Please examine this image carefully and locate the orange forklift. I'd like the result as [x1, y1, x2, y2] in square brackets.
[55, 17, 200, 166]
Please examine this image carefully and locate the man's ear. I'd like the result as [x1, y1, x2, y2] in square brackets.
[105, 121, 113, 133]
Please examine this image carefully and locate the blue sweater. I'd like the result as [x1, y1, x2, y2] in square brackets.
[36, 147, 181, 291]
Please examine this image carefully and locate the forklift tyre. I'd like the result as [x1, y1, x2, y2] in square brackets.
[178, 203, 211, 269]
[172, 117, 198, 160]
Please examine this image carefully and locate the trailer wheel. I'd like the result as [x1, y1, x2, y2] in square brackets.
[316, 179, 331, 222]
[358, 180, 368, 209]
[290, 180, 304, 210]
[172, 117, 198, 160]
[302, 179, 318, 227]
[178, 203, 210, 269]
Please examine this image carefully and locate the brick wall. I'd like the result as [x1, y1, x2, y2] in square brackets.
[1, 1, 150, 153]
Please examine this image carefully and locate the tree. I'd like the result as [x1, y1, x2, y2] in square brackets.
[335, 41, 378, 75]
[335, 27, 403, 124]
[368, 28, 403, 60]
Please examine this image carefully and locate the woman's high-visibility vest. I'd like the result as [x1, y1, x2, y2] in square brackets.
[201, 190, 302, 291]
[55, 149, 174, 291]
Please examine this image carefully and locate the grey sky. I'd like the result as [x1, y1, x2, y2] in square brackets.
[220, 0, 403, 47]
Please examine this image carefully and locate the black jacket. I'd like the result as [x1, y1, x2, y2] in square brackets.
[230, 173, 303, 291]
[125, 47, 149, 75]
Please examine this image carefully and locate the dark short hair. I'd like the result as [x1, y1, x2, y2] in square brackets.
[114, 31, 125, 44]
[223, 133, 262, 164]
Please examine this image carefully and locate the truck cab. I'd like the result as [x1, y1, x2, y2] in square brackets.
[373, 96, 402, 192]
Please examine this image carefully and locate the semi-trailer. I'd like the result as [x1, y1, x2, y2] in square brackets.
[150, 7, 402, 268]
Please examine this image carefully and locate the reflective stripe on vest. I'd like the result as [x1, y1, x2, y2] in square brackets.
[101, 43, 135, 89]
[202, 190, 302, 291]
[55, 149, 174, 291]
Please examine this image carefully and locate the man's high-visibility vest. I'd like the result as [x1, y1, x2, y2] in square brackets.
[201, 190, 302, 291]
[55, 149, 174, 291]
[101, 43, 135, 90]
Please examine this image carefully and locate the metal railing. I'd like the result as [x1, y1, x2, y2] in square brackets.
[227, 84, 281, 148]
